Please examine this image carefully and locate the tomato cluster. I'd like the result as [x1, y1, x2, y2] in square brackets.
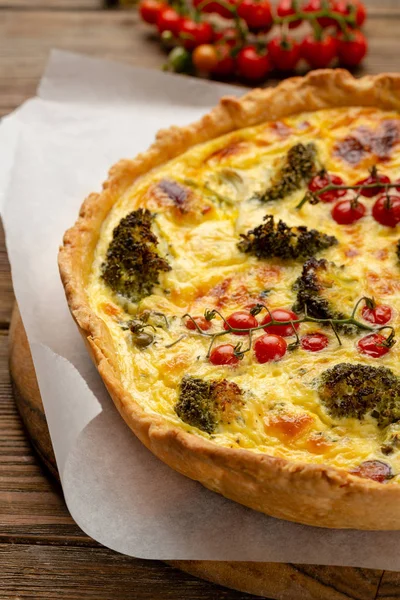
[306, 169, 400, 227]
[138, 0, 368, 82]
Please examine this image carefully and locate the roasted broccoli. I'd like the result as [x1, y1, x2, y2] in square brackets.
[396, 239, 400, 262]
[259, 142, 317, 202]
[101, 208, 171, 302]
[238, 215, 337, 261]
[175, 376, 243, 434]
[318, 363, 400, 427]
[293, 257, 356, 334]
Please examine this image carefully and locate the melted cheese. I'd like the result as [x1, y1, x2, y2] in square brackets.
[87, 107, 400, 480]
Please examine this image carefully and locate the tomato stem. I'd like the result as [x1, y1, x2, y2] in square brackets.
[297, 181, 400, 209]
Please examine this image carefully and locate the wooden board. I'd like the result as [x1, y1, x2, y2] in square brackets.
[6, 304, 387, 600]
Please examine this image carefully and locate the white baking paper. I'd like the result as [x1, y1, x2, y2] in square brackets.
[2, 50, 400, 568]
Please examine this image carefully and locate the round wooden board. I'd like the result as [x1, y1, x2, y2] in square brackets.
[8, 305, 383, 600]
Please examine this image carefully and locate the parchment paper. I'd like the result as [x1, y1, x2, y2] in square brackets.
[2, 50, 400, 567]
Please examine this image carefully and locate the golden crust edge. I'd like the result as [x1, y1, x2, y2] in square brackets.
[58, 69, 400, 530]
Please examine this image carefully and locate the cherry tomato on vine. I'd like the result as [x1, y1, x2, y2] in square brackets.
[337, 30, 368, 67]
[179, 18, 213, 50]
[356, 169, 391, 198]
[236, 46, 271, 81]
[213, 27, 239, 47]
[209, 344, 240, 365]
[193, 44, 219, 71]
[267, 36, 300, 71]
[185, 316, 212, 331]
[300, 34, 337, 69]
[372, 195, 400, 227]
[276, 0, 302, 28]
[303, 0, 337, 28]
[157, 7, 182, 36]
[254, 334, 287, 363]
[357, 333, 391, 358]
[301, 332, 329, 352]
[224, 311, 259, 335]
[261, 309, 300, 337]
[332, 0, 367, 28]
[237, 0, 273, 32]
[193, 0, 237, 18]
[308, 172, 345, 203]
[139, 0, 166, 24]
[331, 199, 366, 224]
[361, 304, 392, 326]
[210, 43, 236, 76]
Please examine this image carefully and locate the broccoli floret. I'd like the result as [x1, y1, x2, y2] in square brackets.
[318, 363, 400, 426]
[101, 209, 171, 302]
[396, 239, 400, 262]
[259, 142, 317, 202]
[293, 257, 356, 334]
[238, 215, 337, 261]
[175, 376, 243, 434]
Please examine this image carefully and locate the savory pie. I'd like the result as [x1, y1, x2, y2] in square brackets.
[59, 70, 400, 529]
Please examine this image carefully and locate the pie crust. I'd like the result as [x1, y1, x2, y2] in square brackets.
[59, 69, 400, 530]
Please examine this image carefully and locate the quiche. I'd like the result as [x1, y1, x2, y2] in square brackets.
[59, 70, 400, 530]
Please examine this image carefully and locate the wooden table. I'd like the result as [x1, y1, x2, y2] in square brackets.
[2, 1, 400, 598]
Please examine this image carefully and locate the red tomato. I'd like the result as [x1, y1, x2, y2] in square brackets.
[357, 333, 391, 358]
[185, 316, 212, 331]
[236, 46, 271, 81]
[303, 0, 336, 27]
[301, 332, 329, 352]
[308, 172, 346, 203]
[213, 27, 239, 47]
[261, 309, 300, 337]
[300, 34, 338, 69]
[224, 311, 259, 335]
[139, 0, 166, 24]
[331, 199, 366, 224]
[254, 334, 287, 363]
[337, 30, 368, 67]
[193, 0, 237, 17]
[179, 18, 213, 50]
[332, 0, 367, 28]
[157, 8, 182, 36]
[209, 344, 240, 365]
[372, 195, 400, 227]
[356, 170, 390, 198]
[210, 43, 236, 76]
[276, 0, 302, 28]
[267, 37, 300, 71]
[237, 0, 273, 32]
[350, 460, 391, 483]
[361, 304, 392, 326]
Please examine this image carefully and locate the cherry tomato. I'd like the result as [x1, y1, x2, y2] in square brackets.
[139, 0, 166, 24]
[372, 195, 400, 227]
[213, 27, 239, 47]
[193, 44, 218, 72]
[179, 18, 213, 50]
[301, 332, 329, 352]
[237, 0, 273, 32]
[185, 316, 212, 331]
[308, 172, 346, 203]
[300, 34, 338, 69]
[356, 169, 390, 198]
[236, 46, 271, 81]
[331, 199, 366, 224]
[193, 0, 237, 18]
[362, 304, 392, 325]
[157, 7, 182, 36]
[357, 333, 391, 358]
[337, 30, 368, 67]
[254, 334, 287, 363]
[261, 308, 300, 337]
[332, 0, 367, 28]
[350, 460, 391, 483]
[209, 344, 240, 365]
[276, 0, 302, 28]
[223, 311, 259, 335]
[267, 36, 300, 71]
[303, 0, 336, 28]
[210, 43, 236, 76]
